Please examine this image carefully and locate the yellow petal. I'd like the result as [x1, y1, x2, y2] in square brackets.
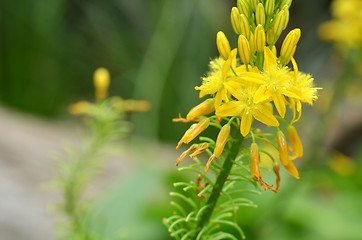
[271, 91, 286, 118]
[215, 101, 244, 116]
[240, 110, 252, 136]
[238, 72, 265, 84]
[254, 85, 271, 103]
[252, 104, 279, 126]
[215, 91, 222, 109]
[263, 46, 278, 72]
[222, 49, 237, 77]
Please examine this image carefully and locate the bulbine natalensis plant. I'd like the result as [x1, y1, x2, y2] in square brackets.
[164, 0, 319, 239]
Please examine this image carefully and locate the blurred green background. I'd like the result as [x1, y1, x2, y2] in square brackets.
[1, 0, 362, 240]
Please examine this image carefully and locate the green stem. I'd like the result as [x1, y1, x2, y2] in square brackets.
[195, 133, 244, 236]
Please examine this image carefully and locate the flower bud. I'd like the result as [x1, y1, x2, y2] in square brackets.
[238, 34, 251, 64]
[177, 118, 210, 149]
[281, 5, 289, 30]
[255, 24, 266, 53]
[273, 10, 286, 38]
[240, 14, 251, 40]
[287, 125, 303, 158]
[186, 98, 215, 120]
[249, 32, 256, 54]
[276, 130, 289, 166]
[250, 143, 261, 180]
[280, 29, 301, 65]
[284, 160, 300, 179]
[264, 0, 275, 16]
[94, 67, 110, 100]
[250, 0, 258, 11]
[256, 3, 265, 26]
[214, 124, 231, 158]
[281, 0, 292, 8]
[216, 31, 231, 60]
[231, 7, 242, 35]
[272, 45, 277, 56]
[267, 27, 275, 45]
[237, 0, 251, 18]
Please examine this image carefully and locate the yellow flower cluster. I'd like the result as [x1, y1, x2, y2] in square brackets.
[174, 0, 319, 190]
[319, 0, 362, 49]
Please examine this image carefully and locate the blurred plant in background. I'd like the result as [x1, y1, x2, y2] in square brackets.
[165, 0, 319, 239]
[52, 68, 149, 240]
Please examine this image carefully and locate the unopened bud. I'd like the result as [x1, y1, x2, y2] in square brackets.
[238, 34, 251, 64]
[250, 143, 261, 180]
[264, 0, 275, 16]
[273, 10, 286, 39]
[250, 0, 258, 11]
[186, 99, 215, 120]
[216, 31, 231, 60]
[255, 24, 266, 53]
[240, 14, 251, 40]
[177, 118, 210, 149]
[276, 130, 289, 166]
[272, 45, 277, 56]
[281, 5, 289, 30]
[267, 27, 275, 45]
[281, 0, 292, 8]
[237, 0, 251, 18]
[287, 125, 303, 158]
[94, 67, 110, 99]
[256, 3, 265, 26]
[231, 7, 242, 35]
[249, 32, 256, 54]
[214, 124, 231, 158]
[280, 29, 301, 65]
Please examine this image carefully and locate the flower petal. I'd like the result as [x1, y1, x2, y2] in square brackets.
[215, 101, 243, 116]
[254, 85, 271, 103]
[240, 110, 253, 136]
[271, 91, 286, 118]
[252, 104, 279, 126]
[263, 47, 278, 72]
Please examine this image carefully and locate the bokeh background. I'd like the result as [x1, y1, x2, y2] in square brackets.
[1, 0, 361, 239]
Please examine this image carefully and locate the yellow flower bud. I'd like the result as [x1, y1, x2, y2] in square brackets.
[238, 34, 251, 64]
[280, 29, 301, 65]
[272, 45, 277, 56]
[68, 101, 90, 115]
[250, 143, 261, 180]
[273, 10, 286, 38]
[177, 118, 210, 149]
[282, 5, 289, 30]
[256, 3, 265, 26]
[264, 0, 275, 16]
[287, 125, 303, 158]
[237, 0, 251, 18]
[186, 99, 215, 120]
[276, 130, 289, 166]
[93, 67, 110, 100]
[214, 124, 231, 158]
[231, 7, 242, 35]
[249, 32, 256, 54]
[281, 0, 292, 8]
[255, 24, 266, 53]
[240, 14, 251, 40]
[250, 0, 258, 12]
[205, 124, 230, 172]
[267, 27, 275, 45]
[216, 31, 231, 60]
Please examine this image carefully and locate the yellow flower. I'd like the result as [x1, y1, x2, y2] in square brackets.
[215, 82, 279, 136]
[195, 49, 244, 109]
[242, 47, 303, 118]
